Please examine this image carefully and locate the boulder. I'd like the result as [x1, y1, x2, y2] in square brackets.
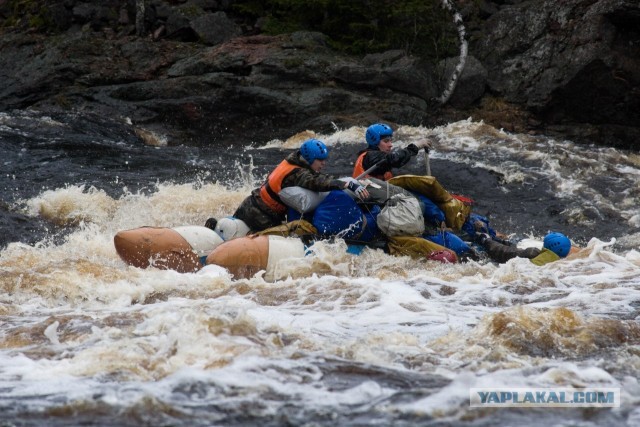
[191, 12, 241, 45]
[0, 0, 637, 149]
[436, 55, 487, 108]
[472, 0, 640, 148]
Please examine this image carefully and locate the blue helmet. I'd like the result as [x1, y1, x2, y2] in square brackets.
[300, 139, 329, 164]
[543, 232, 571, 258]
[365, 123, 393, 147]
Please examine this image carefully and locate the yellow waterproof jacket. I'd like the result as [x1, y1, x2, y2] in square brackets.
[530, 248, 561, 266]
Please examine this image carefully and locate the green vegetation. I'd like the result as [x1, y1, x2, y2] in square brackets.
[1, 0, 52, 32]
[1, 0, 461, 61]
[178, 3, 206, 20]
[233, 0, 459, 60]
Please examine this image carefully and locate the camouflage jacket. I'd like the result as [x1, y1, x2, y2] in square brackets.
[278, 151, 345, 191]
[233, 151, 344, 231]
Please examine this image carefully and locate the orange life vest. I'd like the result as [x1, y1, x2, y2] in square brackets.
[259, 160, 301, 214]
[352, 152, 393, 181]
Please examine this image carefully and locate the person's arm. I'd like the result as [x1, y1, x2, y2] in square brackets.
[386, 145, 419, 168]
[389, 139, 433, 166]
[286, 169, 369, 199]
[480, 236, 541, 263]
[368, 139, 424, 168]
[285, 169, 344, 191]
[361, 150, 387, 171]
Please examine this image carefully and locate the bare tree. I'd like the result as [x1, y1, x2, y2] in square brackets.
[437, 0, 467, 105]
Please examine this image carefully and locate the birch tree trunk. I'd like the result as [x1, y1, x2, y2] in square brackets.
[436, 0, 468, 105]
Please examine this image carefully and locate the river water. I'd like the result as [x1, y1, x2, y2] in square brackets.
[1, 110, 639, 426]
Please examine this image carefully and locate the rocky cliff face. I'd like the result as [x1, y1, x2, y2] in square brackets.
[0, 0, 638, 149]
[471, 0, 640, 148]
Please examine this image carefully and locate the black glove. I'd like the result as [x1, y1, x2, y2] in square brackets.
[204, 217, 217, 230]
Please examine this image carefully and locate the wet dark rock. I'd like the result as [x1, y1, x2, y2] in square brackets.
[191, 12, 241, 45]
[318, 356, 450, 391]
[473, 0, 640, 149]
[0, 0, 637, 150]
[438, 285, 457, 296]
[358, 51, 438, 101]
[436, 55, 487, 108]
[475, 0, 499, 18]
[420, 290, 432, 299]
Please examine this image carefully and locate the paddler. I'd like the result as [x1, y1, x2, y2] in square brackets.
[475, 231, 574, 265]
[231, 138, 370, 232]
[352, 123, 432, 180]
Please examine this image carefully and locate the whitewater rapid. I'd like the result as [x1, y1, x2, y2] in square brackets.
[1, 117, 639, 426]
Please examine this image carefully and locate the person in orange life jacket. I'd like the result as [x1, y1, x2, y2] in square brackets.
[352, 123, 432, 180]
[233, 138, 370, 232]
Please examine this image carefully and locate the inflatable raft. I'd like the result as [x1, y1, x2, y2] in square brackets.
[114, 225, 223, 273]
[206, 235, 306, 280]
[112, 175, 481, 275]
[114, 224, 307, 279]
